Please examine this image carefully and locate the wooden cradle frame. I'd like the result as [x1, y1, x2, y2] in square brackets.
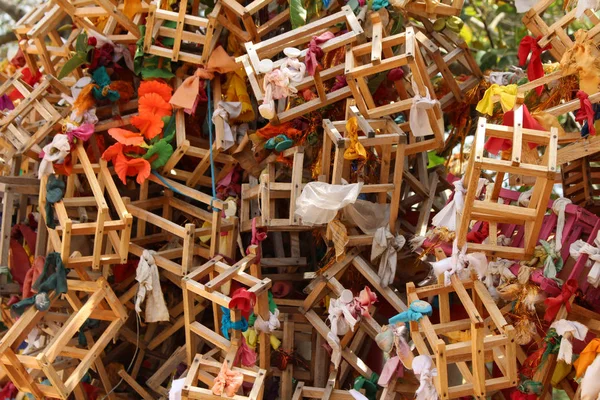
[144, 0, 221, 64]
[402, 0, 464, 20]
[52, 0, 149, 44]
[345, 25, 444, 153]
[240, 146, 305, 231]
[127, 179, 236, 276]
[408, 251, 517, 400]
[0, 73, 70, 162]
[321, 106, 406, 235]
[241, 6, 364, 123]
[161, 79, 237, 189]
[13, 4, 83, 81]
[215, 0, 290, 43]
[523, 0, 600, 61]
[39, 143, 133, 270]
[0, 278, 127, 400]
[457, 104, 558, 260]
[182, 250, 273, 368]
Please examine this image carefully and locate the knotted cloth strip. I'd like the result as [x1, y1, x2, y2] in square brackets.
[575, 90, 597, 136]
[543, 279, 577, 322]
[305, 32, 335, 76]
[135, 249, 169, 323]
[344, 117, 367, 160]
[211, 361, 243, 397]
[570, 231, 600, 287]
[221, 306, 249, 339]
[409, 78, 441, 138]
[476, 84, 517, 115]
[45, 175, 65, 229]
[413, 355, 439, 400]
[212, 101, 242, 150]
[371, 226, 406, 288]
[518, 36, 551, 95]
[552, 197, 572, 252]
[550, 319, 588, 364]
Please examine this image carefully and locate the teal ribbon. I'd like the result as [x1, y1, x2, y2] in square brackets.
[45, 176, 65, 229]
[389, 300, 432, 325]
[372, 0, 389, 10]
[221, 306, 248, 340]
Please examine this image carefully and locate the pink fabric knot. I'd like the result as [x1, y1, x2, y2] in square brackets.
[66, 123, 95, 144]
[305, 32, 335, 76]
[331, 75, 347, 91]
[247, 217, 267, 263]
[234, 336, 257, 367]
[212, 361, 244, 397]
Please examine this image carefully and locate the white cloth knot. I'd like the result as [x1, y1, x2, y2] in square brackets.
[518, 188, 534, 207]
[254, 309, 280, 334]
[371, 226, 406, 287]
[258, 62, 298, 120]
[212, 101, 242, 151]
[552, 197, 572, 252]
[326, 331, 342, 368]
[485, 258, 515, 299]
[551, 319, 588, 364]
[432, 242, 488, 286]
[327, 289, 358, 336]
[280, 57, 306, 83]
[135, 250, 170, 323]
[497, 234, 512, 246]
[412, 355, 439, 400]
[575, 0, 600, 18]
[488, 67, 526, 84]
[38, 134, 71, 178]
[409, 78, 441, 138]
[570, 232, 600, 287]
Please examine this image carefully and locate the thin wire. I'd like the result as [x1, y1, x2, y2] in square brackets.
[100, 296, 141, 399]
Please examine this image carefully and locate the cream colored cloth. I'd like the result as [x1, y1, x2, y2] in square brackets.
[38, 134, 71, 178]
[551, 319, 588, 364]
[135, 250, 170, 323]
[371, 226, 406, 287]
[552, 197, 572, 252]
[409, 78, 440, 138]
[212, 101, 242, 150]
[570, 230, 600, 287]
[413, 355, 439, 400]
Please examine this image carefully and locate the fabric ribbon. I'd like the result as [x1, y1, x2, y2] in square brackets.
[224, 69, 255, 123]
[537, 240, 564, 285]
[570, 231, 600, 287]
[233, 336, 257, 367]
[221, 306, 249, 340]
[229, 288, 257, 318]
[543, 279, 577, 322]
[389, 300, 432, 325]
[305, 32, 335, 76]
[552, 197, 572, 252]
[518, 36, 551, 95]
[326, 331, 342, 368]
[344, 117, 367, 160]
[45, 175, 65, 229]
[476, 84, 517, 115]
[431, 242, 488, 286]
[484, 258, 516, 299]
[580, 355, 600, 400]
[280, 55, 306, 83]
[254, 309, 280, 334]
[212, 101, 242, 150]
[488, 66, 525, 85]
[259, 68, 295, 120]
[413, 355, 439, 400]
[371, 226, 405, 288]
[409, 78, 440, 138]
[575, 90, 596, 136]
[212, 361, 243, 397]
[574, 338, 600, 378]
[431, 178, 466, 231]
[246, 217, 267, 263]
[66, 123, 95, 144]
[135, 249, 169, 323]
[328, 287, 377, 336]
[353, 373, 379, 400]
[38, 134, 71, 178]
[170, 46, 237, 110]
[550, 319, 588, 364]
[0, 94, 14, 111]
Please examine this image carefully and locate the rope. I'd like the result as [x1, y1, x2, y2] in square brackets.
[151, 170, 185, 196]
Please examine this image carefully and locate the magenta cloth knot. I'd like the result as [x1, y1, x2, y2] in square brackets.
[305, 31, 335, 76]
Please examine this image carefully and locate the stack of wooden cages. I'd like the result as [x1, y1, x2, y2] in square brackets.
[12, 3, 82, 82]
[144, 0, 221, 65]
[522, 0, 600, 61]
[456, 101, 558, 260]
[320, 105, 406, 241]
[0, 72, 71, 165]
[407, 250, 517, 399]
[241, 6, 364, 123]
[345, 24, 445, 155]
[401, 0, 464, 20]
[0, 278, 127, 399]
[53, 0, 149, 44]
[39, 142, 133, 271]
[561, 152, 600, 211]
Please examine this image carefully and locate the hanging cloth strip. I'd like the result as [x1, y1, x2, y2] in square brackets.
[224, 69, 255, 123]
[518, 36, 551, 95]
[254, 308, 280, 334]
[431, 242, 488, 286]
[543, 279, 577, 322]
[576, 90, 597, 136]
[476, 84, 517, 116]
[221, 306, 249, 340]
[212, 101, 242, 151]
[38, 134, 71, 178]
[412, 355, 439, 400]
[574, 338, 600, 378]
[344, 117, 367, 160]
[552, 197, 572, 252]
[233, 335, 257, 367]
[246, 217, 267, 263]
[135, 250, 170, 323]
[537, 240, 564, 286]
[44, 175, 65, 230]
[570, 231, 600, 287]
[371, 226, 406, 288]
[305, 32, 335, 76]
[409, 78, 441, 138]
[550, 319, 588, 364]
[170, 46, 238, 111]
[229, 287, 257, 318]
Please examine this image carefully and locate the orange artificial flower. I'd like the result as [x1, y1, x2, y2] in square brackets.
[114, 152, 151, 185]
[138, 92, 172, 118]
[138, 80, 173, 102]
[108, 128, 145, 146]
[131, 114, 164, 140]
[102, 142, 125, 163]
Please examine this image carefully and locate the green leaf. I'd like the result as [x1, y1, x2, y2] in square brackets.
[479, 52, 497, 71]
[427, 151, 446, 168]
[58, 54, 87, 80]
[290, 0, 307, 29]
[143, 140, 173, 169]
[161, 21, 177, 47]
[141, 67, 175, 80]
[75, 32, 89, 54]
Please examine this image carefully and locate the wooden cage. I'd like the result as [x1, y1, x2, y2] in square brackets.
[143, 0, 221, 64]
[456, 103, 558, 260]
[39, 143, 133, 270]
[401, 0, 464, 20]
[0, 73, 70, 163]
[215, 0, 290, 43]
[345, 25, 444, 153]
[523, 0, 600, 61]
[0, 278, 127, 400]
[241, 6, 364, 123]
